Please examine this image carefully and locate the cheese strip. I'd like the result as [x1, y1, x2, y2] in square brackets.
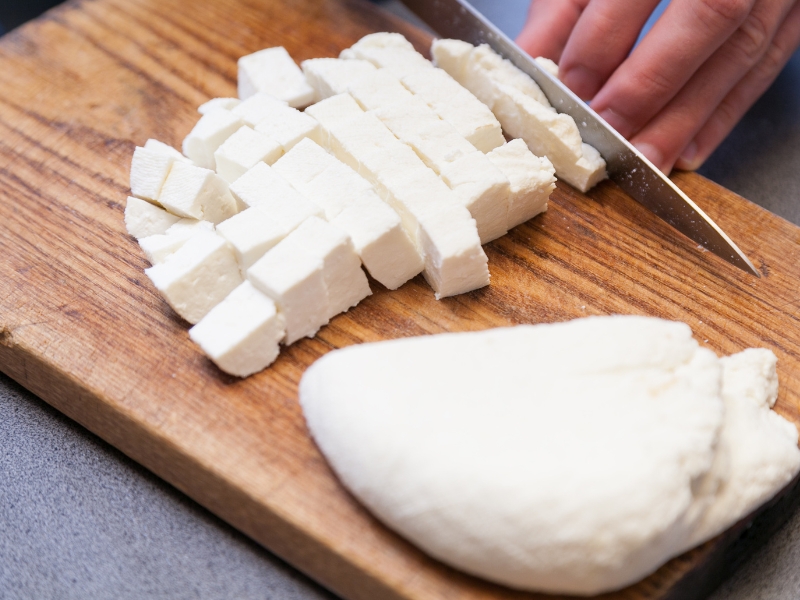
[274, 138, 423, 290]
[237, 47, 315, 108]
[432, 40, 607, 192]
[307, 94, 489, 299]
[124, 196, 181, 239]
[189, 281, 285, 377]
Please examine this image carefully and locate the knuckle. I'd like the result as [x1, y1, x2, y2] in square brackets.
[693, 0, 753, 29]
[729, 12, 772, 65]
[754, 39, 788, 79]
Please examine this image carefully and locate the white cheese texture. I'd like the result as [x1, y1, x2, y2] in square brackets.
[124, 196, 180, 239]
[432, 39, 608, 192]
[300, 316, 800, 595]
[138, 219, 215, 266]
[237, 47, 315, 108]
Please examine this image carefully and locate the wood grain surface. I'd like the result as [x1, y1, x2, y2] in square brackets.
[1, 0, 800, 598]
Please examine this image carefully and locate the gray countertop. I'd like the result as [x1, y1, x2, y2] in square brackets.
[2, 1, 800, 598]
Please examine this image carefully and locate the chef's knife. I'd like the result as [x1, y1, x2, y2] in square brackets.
[399, 0, 760, 277]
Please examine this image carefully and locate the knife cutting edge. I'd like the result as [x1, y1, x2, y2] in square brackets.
[399, 0, 760, 277]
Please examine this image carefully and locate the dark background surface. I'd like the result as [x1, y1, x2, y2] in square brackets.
[2, 1, 800, 599]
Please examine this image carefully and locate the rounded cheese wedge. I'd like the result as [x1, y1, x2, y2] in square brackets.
[299, 316, 800, 595]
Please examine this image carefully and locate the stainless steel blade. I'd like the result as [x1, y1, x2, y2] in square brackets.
[399, 0, 760, 277]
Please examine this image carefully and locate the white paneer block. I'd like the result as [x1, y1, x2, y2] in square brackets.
[189, 281, 285, 377]
[158, 162, 239, 223]
[304, 93, 365, 150]
[198, 97, 240, 115]
[430, 38, 473, 80]
[182, 109, 244, 169]
[464, 43, 552, 109]
[216, 206, 294, 270]
[343, 33, 433, 78]
[144, 139, 191, 162]
[346, 69, 414, 111]
[440, 152, 510, 244]
[487, 139, 556, 229]
[272, 137, 336, 188]
[254, 104, 321, 152]
[331, 191, 423, 290]
[130, 146, 177, 203]
[145, 230, 243, 324]
[139, 219, 214, 265]
[295, 161, 374, 220]
[248, 230, 328, 345]
[230, 92, 288, 127]
[238, 47, 315, 108]
[400, 68, 505, 153]
[214, 126, 283, 184]
[301, 58, 377, 100]
[124, 196, 181, 239]
[229, 162, 322, 225]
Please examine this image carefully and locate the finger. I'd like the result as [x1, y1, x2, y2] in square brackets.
[675, 1, 800, 170]
[591, 0, 756, 138]
[559, 0, 661, 100]
[516, 0, 590, 62]
[629, 0, 798, 173]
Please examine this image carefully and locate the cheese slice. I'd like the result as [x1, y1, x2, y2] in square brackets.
[157, 161, 239, 224]
[182, 109, 244, 169]
[237, 47, 315, 108]
[189, 281, 285, 377]
[124, 196, 181, 239]
[214, 125, 283, 184]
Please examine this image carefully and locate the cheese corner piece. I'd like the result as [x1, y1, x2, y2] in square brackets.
[182, 109, 244, 169]
[254, 104, 321, 152]
[535, 56, 559, 79]
[215, 206, 292, 270]
[400, 68, 505, 154]
[158, 162, 239, 224]
[331, 191, 423, 290]
[229, 162, 322, 223]
[487, 139, 555, 230]
[430, 38, 473, 78]
[130, 146, 177, 203]
[237, 47, 315, 108]
[198, 97, 241, 115]
[145, 231, 242, 324]
[214, 125, 283, 184]
[298, 316, 729, 595]
[229, 92, 288, 128]
[301, 58, 377, 100]
[342, 32, 433, 77]
[124, 196, 181, 239]
[189, 281, 285, 377]
[138, 219, 214, 265]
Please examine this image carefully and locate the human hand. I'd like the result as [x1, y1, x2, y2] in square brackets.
[517, 0, 800, 174]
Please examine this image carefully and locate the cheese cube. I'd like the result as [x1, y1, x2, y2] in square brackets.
[230, 92, 288, 127]
[487, 139, 556, 229]
[294, 161, 374, 220]
[198, 97, 240, 115]
[342, 33, 433, 78]
[182, 109, 244, 169]
[189, 281, 285, 377]
[144, 139, 192, 162]
[130, 146, 177, 203]
[229, 162, 322, 224]
[271, 137, 336, 188]
[304, 93, 365, 151]
[124, 196, 181, 239]
[158, 162, 239, 223]
[238, 47, 315, 108]
[301, 58, 377, 100]
[331, 192, 423, 290]
[216, 206, 294, 270]
[254, 105, 321, 152]
[214, 125, 283, 184]
[346, 69, 414, 111]
[400, 68, 505, 153]
[247, 229, 329, 344]
[145, 230, 243, 324]
[139, 219, 214, 265]
[430, 39, 473, 79]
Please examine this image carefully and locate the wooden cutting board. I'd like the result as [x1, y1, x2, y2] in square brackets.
[2, 0, 800, 598]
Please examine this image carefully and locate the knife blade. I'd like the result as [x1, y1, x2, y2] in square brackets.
[399, 0, 760, 277]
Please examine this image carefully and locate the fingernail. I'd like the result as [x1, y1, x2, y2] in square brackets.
[560, 65, 602, 100]
[598, 108, 631, 138]
[676, 141, 700, 171]
[634, 142, 666, 173]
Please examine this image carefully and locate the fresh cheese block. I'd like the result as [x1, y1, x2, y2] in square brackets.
[271, 137, 336, 189]
[399, 67, 505, 153]
[487, 139, 556, 230]
[463, 43, 552, 109]
[230, 92, 288, 127]
[301, 58, 377, 100]
[253, 104, 321, 152]
[145, 230, 242, 324]
[535, 56, 559, 78]
[124, 196, 181, 239]
[304, 93, 366, 151]
[189, 281, 286, 377]
[342, 32, 433, 78]
[229, 162, 322, 224]
[238, 47, 315, 108]
[198, 97, 240, 115]
[345, 69, 414, 111]
[143, 139, 192, 162]
[216, 206, 294, 271]
[182, 109, 244, 169]
[130, 146, 179, 203]
[214, 125, 283, 184]
[138, 219, 214, 265]
[428, 38, 472, 80]
[157, 161, 239, 224]
[300, 316, 800, 595]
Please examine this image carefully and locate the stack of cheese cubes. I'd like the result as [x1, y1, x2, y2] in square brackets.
[124, 33, 597, 378]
